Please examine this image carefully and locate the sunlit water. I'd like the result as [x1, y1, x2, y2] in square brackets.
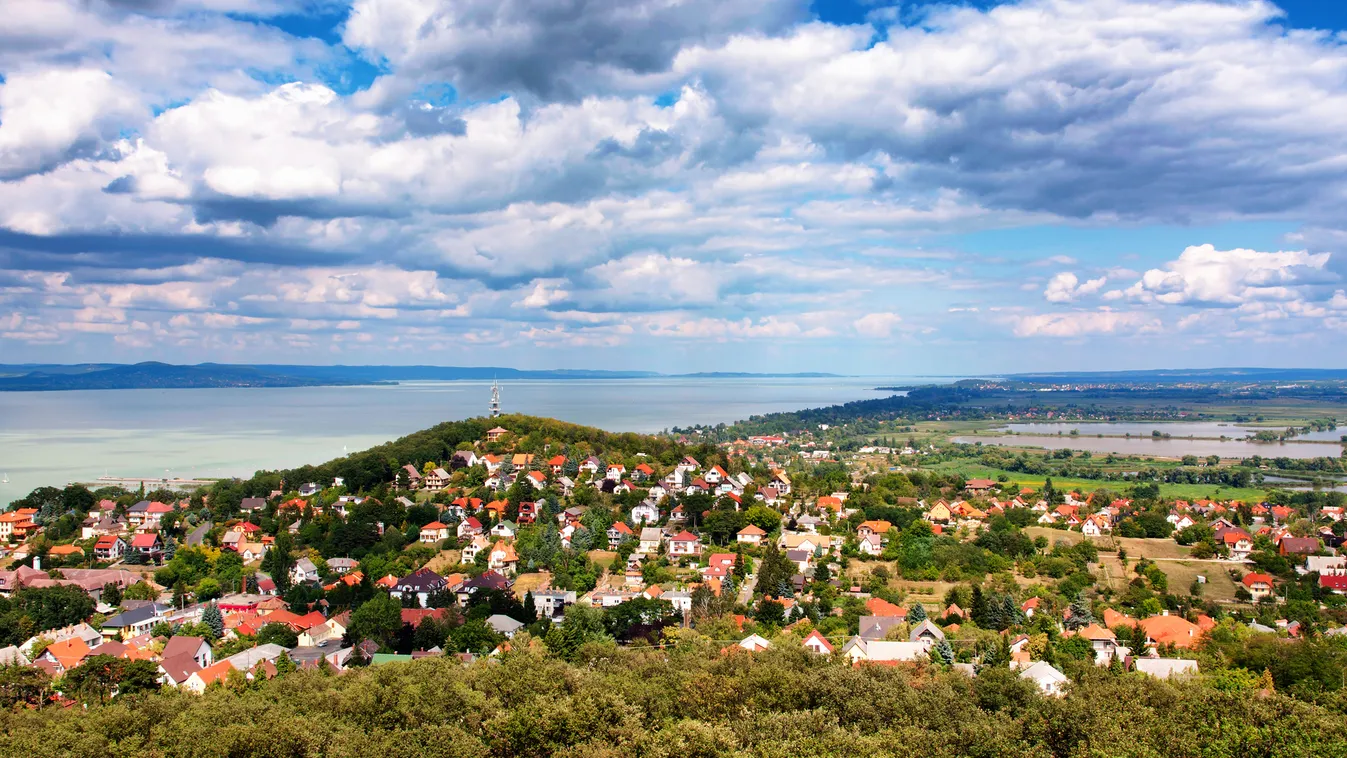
[0, 376, 941, 503]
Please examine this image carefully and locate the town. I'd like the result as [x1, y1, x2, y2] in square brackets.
[2, 395, 1346, 714]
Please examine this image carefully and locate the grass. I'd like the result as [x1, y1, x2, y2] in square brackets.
[511, 572, 552, 599]
[926, 460, 1269, 502]
[423, 549, 462, 574]
[587, 550, 618, 570]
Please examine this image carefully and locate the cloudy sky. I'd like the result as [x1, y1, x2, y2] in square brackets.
[2, 0, 1347, 374]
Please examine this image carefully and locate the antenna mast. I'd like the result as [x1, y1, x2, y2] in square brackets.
[490, 380, 501, 418]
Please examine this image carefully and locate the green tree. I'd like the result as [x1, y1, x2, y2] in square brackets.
[350, 593, 402, 650]
[1064, 595, 1093, 631]
[201, 603, 224, 639]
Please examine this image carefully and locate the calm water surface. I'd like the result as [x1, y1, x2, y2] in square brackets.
[0, 377, 932, 503]
[956, 433, 1343, 460]
[1000, 421, 1346, 441]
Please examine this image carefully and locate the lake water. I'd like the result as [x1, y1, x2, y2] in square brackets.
[999, 421, 1345, 440]
[955, 433, 1343, 460]
[0, 376, 931, 504]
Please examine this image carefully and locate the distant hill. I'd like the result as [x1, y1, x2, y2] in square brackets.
[0, 362, 842, 391]
[1007, 367, 1347, 383]
[0, 362, 377, 391]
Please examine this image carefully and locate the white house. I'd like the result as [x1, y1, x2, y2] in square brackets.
[841, 636, 929, 663]
[638, 527, 663, 555]
[1019, 661, 1068, 696]
[858, 533, 883, 556]
[737, 524, 766, 545]
[631, 501, 660, 525]
[1133, 657, 1199, 679]
[290, 557, 319, 585]
[738, 634, 772, 652]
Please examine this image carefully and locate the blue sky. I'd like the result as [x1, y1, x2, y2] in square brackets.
[3, 0, 1347, 374]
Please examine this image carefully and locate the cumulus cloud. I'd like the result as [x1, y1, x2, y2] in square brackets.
[853, 312, 903, 338]
[8, 0, 1347, 368]
[1115, 243, 1334, 305]
[1044, 272, 1107, 303]
[343, 0, 808, 102]
[0, 69, 143, 179]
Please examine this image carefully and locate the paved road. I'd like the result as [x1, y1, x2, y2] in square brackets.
[187, 521, 212, 546]
[737, 572, 757, 605]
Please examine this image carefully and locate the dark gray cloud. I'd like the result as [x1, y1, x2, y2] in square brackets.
[343, 0, 809, 101]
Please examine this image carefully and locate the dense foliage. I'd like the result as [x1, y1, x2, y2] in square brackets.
[3, 646, 1346, 757]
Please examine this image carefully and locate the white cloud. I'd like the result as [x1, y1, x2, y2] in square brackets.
[1013, 308, 1158, 338]
[1044, 272, 1107, 303]
[1119, 244, 1333, 305]
[853, 312, 903, 338]
[0, 68, 142, 179]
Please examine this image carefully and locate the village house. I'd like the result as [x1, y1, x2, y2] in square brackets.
[638, 527, 664, 555]
[94, 535, 127, 562]
[607, 521, 634, 548]
[668, 531, 702, 558]
[737, 524, 766, 545]
[461, 535, 490, 564]
[290, 557, 319, 585]
[488, 542, 519, 575]
[458, 517, 484, 538]
[391, 568, 448, 608]
[1242, 572, 1274, 601]
[485, 426, 509, 442]
[420, 521, 450, 544]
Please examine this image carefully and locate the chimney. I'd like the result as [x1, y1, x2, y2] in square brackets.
[32, 556, 40, 571]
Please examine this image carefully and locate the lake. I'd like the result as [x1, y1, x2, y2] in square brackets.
[997, 421, 1345, 441]
[954, 431, 1344, 460]
[0, 376, 931, 503]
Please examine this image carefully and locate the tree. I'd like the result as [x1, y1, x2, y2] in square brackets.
[262, 531, 296, 593]
[933, 637, 954, 665]
[350, 593, 402, 650]
[201, 603, 224, 639]
[1064, 594, 1093, 631]
[172, 581, 188, 611]
[12, 585, 95, 634]
[101, 583, 123, 608]
[908, 602, 928, 624]
[755, 599, 785, 627]
[63, 656, 160, 704]
[970, 585, 988, 627]
[256, 623, 298, 648]
[123, 582, 158, 601]
[274, 652, 298, 677]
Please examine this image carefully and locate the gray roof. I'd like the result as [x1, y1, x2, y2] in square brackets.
[640, 527, 663, 542]
[103, 603, 171, 628]
[240, 497, 266, 511]
[485, 615, 524, 634]
[222, 643, 289, 671]
[910, 619, 945, 642]
[857, 616, 903, 641]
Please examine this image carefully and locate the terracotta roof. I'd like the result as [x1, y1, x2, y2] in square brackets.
[865, 597, 907, 618]
[1242, 572, 1273, 588]
[45, 638, 91, 671]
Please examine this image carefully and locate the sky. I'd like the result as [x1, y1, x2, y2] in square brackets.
[3, 0, 1347, 375]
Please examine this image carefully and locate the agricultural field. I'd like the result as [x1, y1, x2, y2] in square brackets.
[925, 460, 1270, 502]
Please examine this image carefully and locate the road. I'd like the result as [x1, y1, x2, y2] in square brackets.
[737, 572, 757, 605]
[187, 521, 212, 546]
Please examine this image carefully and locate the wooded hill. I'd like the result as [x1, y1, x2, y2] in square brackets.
[218, 414, 712, 504]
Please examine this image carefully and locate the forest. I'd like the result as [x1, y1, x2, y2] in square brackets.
[2, 643, 1345, 758]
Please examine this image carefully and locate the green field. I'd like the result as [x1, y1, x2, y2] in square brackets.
[926, 460, 1270, 502]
